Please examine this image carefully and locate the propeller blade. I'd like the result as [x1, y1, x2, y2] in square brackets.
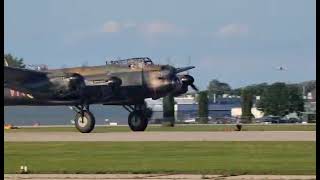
[175, 66, 195, 74]
[190, 84, 199, 92]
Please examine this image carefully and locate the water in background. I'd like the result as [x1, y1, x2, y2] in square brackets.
[4, 106, 232, 126]
[4, 106, 165, 126]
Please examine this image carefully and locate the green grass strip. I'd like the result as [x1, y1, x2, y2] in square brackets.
[5, 141, 315, 175]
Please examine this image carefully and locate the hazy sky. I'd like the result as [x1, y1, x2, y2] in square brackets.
[4, 0, 316, 89]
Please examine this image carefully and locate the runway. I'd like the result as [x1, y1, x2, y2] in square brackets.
[4, 131, 316, 142]
[4, 174, 317, 180]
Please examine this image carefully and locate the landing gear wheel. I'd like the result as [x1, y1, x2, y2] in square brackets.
[128, 110, 148, 131]
[75, 110, 95, 133]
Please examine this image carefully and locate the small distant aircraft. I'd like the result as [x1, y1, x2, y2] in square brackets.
[275, 66, 287, 71]
[4, 57, 198, 133]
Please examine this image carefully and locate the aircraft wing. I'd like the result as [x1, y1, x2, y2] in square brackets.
[4, 66, 48, 86]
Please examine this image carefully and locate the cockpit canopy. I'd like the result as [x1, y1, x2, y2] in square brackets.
[27, 64, 48, 71]
[107, 57, 154, 66]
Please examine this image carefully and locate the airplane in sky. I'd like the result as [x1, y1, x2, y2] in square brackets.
[275, 66, 287, 71]
[4, 57, 198, 133]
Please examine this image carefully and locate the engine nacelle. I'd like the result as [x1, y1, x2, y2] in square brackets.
[105, 76, 122, 88]
[49, 73, 86, 99]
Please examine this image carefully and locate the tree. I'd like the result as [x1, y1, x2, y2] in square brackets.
[241, 88, 254, 123]
[257, 82, 290, 117]
[246, 83, 268, 96]
[162, 95, 175, 127]
[230, 88, 242, 96]
[207, 79, 231, 99]
[287, 84, 304, 114]
[197, 91, 209, 123]
[299, 80, 316, 95]
[4, 53, 26, 68]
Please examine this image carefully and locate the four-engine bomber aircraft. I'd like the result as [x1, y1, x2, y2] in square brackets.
[4, 57, 198, 133]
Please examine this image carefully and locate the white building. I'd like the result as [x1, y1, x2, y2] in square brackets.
[231, 107, 264, 119]
[146, 95, 243, 120]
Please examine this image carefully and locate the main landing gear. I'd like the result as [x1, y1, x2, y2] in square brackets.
[71, 103, 152, 133]
[123, 104, 153, 131]
[72, 105, 96, 133]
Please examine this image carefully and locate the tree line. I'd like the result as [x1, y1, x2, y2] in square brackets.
[207, 79, 306, 119]
[163, 79, 309, 125]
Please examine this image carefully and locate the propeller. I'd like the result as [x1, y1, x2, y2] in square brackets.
[180, 75, 199, 92]
[159, 64, 199, 93]
[175, 66, 195, 74]
[160, 65, 195, 79]
[190, 84, 199, 92]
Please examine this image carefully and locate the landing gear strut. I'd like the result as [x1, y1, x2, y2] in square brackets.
[72, 105, 96, 133]
[123, 103, 152, 132]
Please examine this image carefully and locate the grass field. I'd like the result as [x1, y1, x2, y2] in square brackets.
[4, 124, 316, 133]
[4, 141, 315, 175]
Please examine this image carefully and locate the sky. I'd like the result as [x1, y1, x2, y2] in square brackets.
[4, 0, 316, 90]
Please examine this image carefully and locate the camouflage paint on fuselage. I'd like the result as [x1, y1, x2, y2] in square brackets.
[48, 62, 176, 99]
[4, 59, 180, 106]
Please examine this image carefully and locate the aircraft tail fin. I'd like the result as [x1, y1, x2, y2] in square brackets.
[4, 66, 47, 84]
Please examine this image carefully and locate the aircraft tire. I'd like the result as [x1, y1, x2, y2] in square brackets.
[128, 110, 148, 131]
[75, 111, 95, 133]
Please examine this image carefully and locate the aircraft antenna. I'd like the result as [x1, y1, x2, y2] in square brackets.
[166, 56, 172, 66]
